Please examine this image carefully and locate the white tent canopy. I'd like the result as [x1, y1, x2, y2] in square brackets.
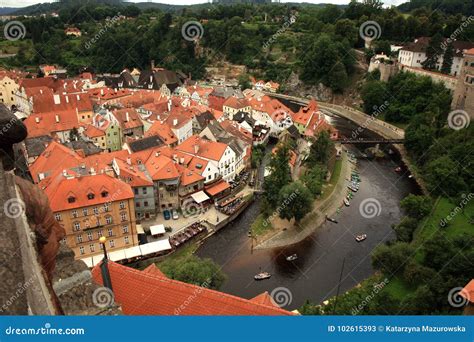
[139, 239, 172, 256]
[108, 249, 127, 262]
[124, 245, 142, 259]
[191, 191, 210, 204]
[150, 224, 166, 236]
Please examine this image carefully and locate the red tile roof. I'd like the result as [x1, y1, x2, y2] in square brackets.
[29, 141, 83, 182]
[205, 180, 230, 196]
[466, 48, 474, 56]
[145, 121, 178, 145]
[223, 96, 249, 109]
[114, 158, 153, 187]
[91, 262, 292, 315]
[24, 110, 80, 138]
[41, 173, 134, 212]
[177, 135, 228, 162]
[113, 108, 143, 130]
[461, 279, 474, 304]
[83, 124, 105, 138]
[144, 153, 180, 181]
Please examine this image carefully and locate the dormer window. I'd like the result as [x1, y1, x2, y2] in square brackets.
[101, 191, 109, 198]
[68, 196, 76, 203]
[87, 193, 95, 200]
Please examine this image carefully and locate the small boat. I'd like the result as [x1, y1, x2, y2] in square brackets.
[326, 215, 338, 223]
[355, 234, 367, 242]
[254, 272, 271, 280]
[286, 254, 298, 261]
[247, 231, 252, 237]
[394, 166, 402, 173]
[348, 186, 358, 192]
[344, 198, 350, 206]
[408, 174, 413, 179]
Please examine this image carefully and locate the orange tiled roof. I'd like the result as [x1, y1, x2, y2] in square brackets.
[83, 124, 105, 138]
[461, 279, 474, 303]
[41, 173, 134, 212]
[24, 110, 80, 138]
[466, 48, 474, 55]
[114, 158, 153, 187]
[223, 96, 249, 109]
[113, 108, 143, 130]
[176, 163, 204, 186]
[177, 135, 228, 162]
[29, 141, 83, 182]
[91, 262, 292, 315]
[205, 180, 230, 196]
[144, 153, 179, 181]
[250, 292, 278, 307]
[145, 121, 178, 145]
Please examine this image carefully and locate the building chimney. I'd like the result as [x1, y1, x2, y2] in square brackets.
[39, 89, 43, 94]
[173, 118, 178, 126]
[35, 117, 40, 123]
[151, 60, 155, 70]
[194, 144, 199, 154]
[65, 95, 69, 103]
[125, 112, 129, 122]
[55, 115, 60, 123]
[53, 94, 61, 105]
[127, 157, 131, 165]
[100, 89, 104, 95]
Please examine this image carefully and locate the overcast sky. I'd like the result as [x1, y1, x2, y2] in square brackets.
[1, 1, 406, 9]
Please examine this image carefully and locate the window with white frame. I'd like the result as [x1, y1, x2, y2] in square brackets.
[73, 221, 80, 231]
[106, 216, 113, 224]
[108, 228, 113, 237]
[119, 201, 126, 209]
[124, 236, 129, 244]
[120, 212, 127, 221]
[77, 235, 83, 243]
[109, 240, 115, 248]
[122, 225, 129, 234]
[79, 246, 85, 255]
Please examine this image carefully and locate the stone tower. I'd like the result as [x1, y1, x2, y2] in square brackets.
[452, 48, 474, 118]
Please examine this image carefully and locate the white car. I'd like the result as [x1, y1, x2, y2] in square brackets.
[172, 209, 179, 220]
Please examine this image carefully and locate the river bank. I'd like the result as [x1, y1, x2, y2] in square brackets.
[254, 149, 353, 249]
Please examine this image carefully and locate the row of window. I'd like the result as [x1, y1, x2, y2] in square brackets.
[76, 225, 129, 243]
[71, 212, 128, 231]
[54, 201, 127, 221]
[78, 236, 130, 255]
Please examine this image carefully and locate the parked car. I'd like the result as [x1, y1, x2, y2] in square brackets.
[163, 210, 171, 220]
[172, 209, 179, 220]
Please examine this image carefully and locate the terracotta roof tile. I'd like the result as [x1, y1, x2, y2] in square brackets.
[91, 261, 292, 315]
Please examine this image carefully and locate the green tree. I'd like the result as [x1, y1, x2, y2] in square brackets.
[372, 242, 414, 275]
[159, 255, 226, 290]
[441, 41, 454, 74]
[307, 131, 334, 167]
[301, 165, 326, 198]
[421, 33, 443, 71]
[361, 80, 388, 114]
[400, 194, 432, 219]
[263, 144, 291, 208]
[393, 217, 419, 242]
[277, 181, 313, 223]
